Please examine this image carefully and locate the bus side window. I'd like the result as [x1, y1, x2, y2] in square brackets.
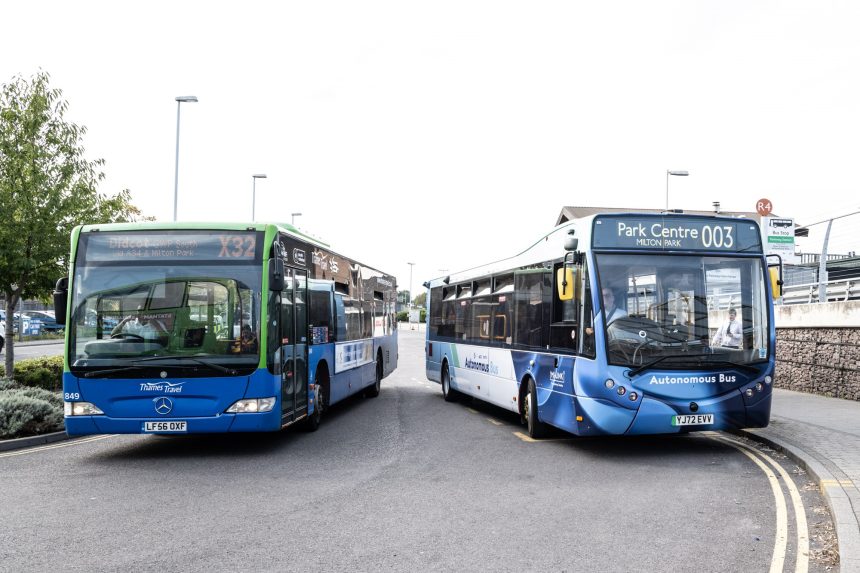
[549, 262, 579, 353]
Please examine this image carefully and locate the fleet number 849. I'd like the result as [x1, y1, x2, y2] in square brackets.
[701, 225, 734, 249]
[64, 393, 80, 401]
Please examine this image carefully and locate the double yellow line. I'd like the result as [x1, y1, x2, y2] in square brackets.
[708, 433, 809, 573]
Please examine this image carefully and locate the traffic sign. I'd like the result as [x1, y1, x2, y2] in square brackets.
[756, 198, 773, 216]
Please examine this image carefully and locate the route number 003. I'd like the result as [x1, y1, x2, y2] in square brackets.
[701, 226, 734, 249]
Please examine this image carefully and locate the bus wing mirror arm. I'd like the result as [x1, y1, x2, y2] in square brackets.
[54, 277, 69, 325]
[269, 258, 285, 291]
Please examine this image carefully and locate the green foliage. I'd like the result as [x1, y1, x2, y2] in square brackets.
[0, 392, 63, 439]
[413, 292, 426, 307]
[0, 356, 64, 390]
[0, 70, 147, 377]
[420, 309, 426, 323]
[0, 378, 19, 391]
[396, 311, 408, 322]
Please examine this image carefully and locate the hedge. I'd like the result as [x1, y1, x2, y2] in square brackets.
[0, 379, 64, 439]
[0, 356, 64, 391]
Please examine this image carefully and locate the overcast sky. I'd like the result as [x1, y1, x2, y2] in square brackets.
[2, 1, 859, 292]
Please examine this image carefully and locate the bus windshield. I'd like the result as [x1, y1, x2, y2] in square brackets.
[69, 263, 263, 375]
[594, 253, 769, 369]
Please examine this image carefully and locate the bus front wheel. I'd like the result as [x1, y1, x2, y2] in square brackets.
[525, 379, 548, 439]
[365, 355, 382, 398]
[442, 363, 457, 402]
[306, 378, 325, 432]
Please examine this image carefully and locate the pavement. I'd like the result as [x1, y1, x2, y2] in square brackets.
[740, 389, 860, 572]
[6, 338, 64, 347]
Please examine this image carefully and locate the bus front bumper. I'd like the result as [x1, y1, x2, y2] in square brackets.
[64, 409, 281, 435]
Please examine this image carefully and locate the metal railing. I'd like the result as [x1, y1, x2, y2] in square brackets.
[780, 278, 858, 305]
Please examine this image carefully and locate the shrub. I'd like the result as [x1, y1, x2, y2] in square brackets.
[396, 311, 408, 322]
[0, 393, 63, 439]
[0, 378, 19, 392]
[9, 386, 63, 409]
[0, 356, 64, 390]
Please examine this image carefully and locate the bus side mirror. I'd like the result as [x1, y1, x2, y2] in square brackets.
[557, 267, 577, 301]
[564, 237, 579, 252]
[766, 254, 783, 300]
[269, 258, 285, 291]
[53, 277, 68, 325]
[769, 267, 782, 299]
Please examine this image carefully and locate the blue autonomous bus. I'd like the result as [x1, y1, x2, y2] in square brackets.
[425, 213, 780, 438]
[54, 222, 398, 434]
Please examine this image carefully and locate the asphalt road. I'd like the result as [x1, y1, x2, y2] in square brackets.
[0, 329, 834, 572]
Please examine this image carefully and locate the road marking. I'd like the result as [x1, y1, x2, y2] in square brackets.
[821, 479, 854, 487]
[486, 418, 503, 426]
[466, 408, 479, 414]
[716, 435, 809, 573]
[514, 431, 537, 442]
[512, 431, 571, 443]
[0, 434, 115, 459]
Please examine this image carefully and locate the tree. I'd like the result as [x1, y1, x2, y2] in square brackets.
[397, 290, 410, 305]
[0, 71, 146, 377]
[413, 292, 426, 307]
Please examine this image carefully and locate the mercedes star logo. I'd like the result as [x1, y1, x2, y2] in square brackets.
[154, 397, 173, 415]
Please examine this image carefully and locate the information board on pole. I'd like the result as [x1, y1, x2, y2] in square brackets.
[760, 216, 798, 263]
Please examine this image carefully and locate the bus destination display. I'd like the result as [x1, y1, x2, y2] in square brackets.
[81, 232, 259, 263]
[592, 216, 762, 252]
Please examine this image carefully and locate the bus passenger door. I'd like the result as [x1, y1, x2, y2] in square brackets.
[280, 268, 309, 425]
[293, 270, 308, 418]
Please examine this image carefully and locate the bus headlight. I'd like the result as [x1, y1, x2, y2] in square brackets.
[226, 397, 276, 413]
[64, 402, 104, 416]
[764, 376, 773, 385]
[604, 379, 615, 389]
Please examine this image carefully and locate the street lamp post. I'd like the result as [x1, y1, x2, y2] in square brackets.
[251, 174, 267, 222]
[291, 212, 302, 226]
[666, 170, 689, 211]
[407, 262, 415, 330]
[173, 96, 198, 221]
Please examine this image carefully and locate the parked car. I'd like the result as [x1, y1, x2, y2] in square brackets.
[23, 310, 63, 333]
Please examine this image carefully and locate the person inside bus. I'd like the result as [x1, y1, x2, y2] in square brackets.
[584, 286, 627, 338]
[111, 308, 168, 340]
[712, 307, 742, 349]
[238, 324, 258, 353]
[602, 287, 627, 324]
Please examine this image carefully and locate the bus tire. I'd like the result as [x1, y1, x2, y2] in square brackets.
[305, 385, 322, 432]
[365, 354, 382, 398]
[525, 378, 548, 439]
[442, 362, 458, 402]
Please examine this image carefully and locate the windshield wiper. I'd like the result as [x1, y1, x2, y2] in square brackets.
[81, 356, 239, 378]
[82, 365, 152, 378]
[130, 355, 238, 376]
[627, 355, 690, 377]
[627, 354, 762, 377]
[694, 358, 760, 375]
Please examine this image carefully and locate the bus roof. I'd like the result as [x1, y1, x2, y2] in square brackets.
[76, 221, 331, 249]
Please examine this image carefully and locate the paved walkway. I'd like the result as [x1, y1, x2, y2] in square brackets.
[742, 389, 860, 572]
